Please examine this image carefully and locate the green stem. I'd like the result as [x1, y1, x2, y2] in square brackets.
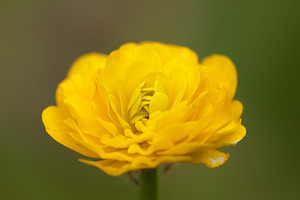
[139, 168, 158, 200]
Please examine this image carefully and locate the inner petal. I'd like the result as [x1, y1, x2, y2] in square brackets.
[127, 79, 170, 130]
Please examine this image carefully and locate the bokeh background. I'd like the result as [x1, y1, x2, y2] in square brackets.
[1, 0, 299, 199]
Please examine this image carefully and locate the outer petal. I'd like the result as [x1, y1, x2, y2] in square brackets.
[79, 159, 131, 176]
[201, 54, 237, 99]
[79, 154, 192, 176]
[206, 100, 244, 143]
[216, 125, 246, 147]
[102, 42, 198, 97]
[143, 42, 198, 66]
[190, 149, 229, 168]
[67, 53, 107, 78]
[42, 106, 99, 158]
[56, 53, 107, 107]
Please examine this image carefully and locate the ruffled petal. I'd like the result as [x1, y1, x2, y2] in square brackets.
[63, 95, 114, 137]
[67, 53, 107, 78]
[215, 125, 246, 147]
[190, 149, 229, 168]
[42, 106, 99, 158]
[56, 53, 107, 107]
[201, 54, 237, 99]
[79, 154, 192, 176]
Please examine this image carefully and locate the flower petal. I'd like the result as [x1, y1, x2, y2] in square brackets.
[215, 125, 246, 147]
[56, 53, 107, 107]
[79, 154, 192, 176]
[79, 159, 131, 176]
[64, 95, 118, 137]
[67, 53, 107, 78]
[201, 54, 237, 99]
[190, 149, 229, 168]
[42, 106, 99, 158]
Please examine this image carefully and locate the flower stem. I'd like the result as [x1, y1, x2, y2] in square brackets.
[139, 168, 158, 200]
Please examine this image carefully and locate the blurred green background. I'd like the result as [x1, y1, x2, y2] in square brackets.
[1, 0, 299, 199]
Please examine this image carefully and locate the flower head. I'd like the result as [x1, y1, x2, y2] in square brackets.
[42, 42, 246, 176]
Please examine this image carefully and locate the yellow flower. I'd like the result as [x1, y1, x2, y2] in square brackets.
[42, 42, 246, 176]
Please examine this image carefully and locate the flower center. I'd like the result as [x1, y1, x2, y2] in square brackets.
[127, 80, 170, 126]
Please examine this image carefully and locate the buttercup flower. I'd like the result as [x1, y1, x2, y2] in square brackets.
[42, 42, 246, 176]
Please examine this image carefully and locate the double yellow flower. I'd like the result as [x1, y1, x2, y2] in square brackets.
[42, 42, 246, 176]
